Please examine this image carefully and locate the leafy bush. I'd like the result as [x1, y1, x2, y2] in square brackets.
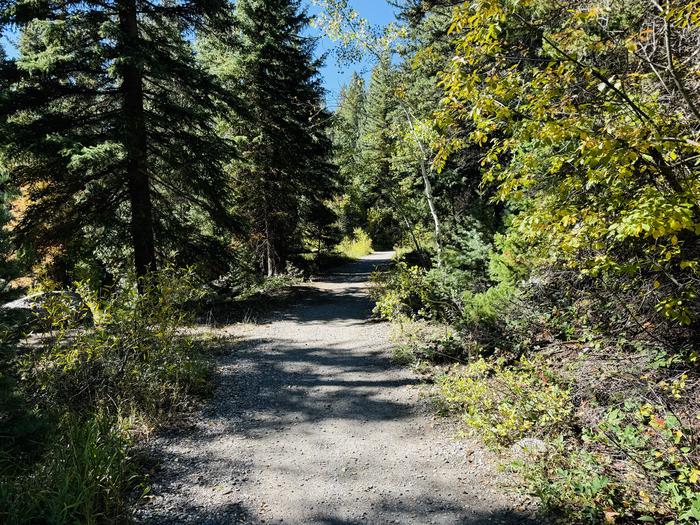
[436, 357, 572, 447]
[372, 262, 432, 321]
[516, 397, 700, 524]
[336, 228, 373, 259]
[388, 320, 477, 366]
[0, 268, 213, 524]
[590, 399, 700, 522]
[514, 438, 620, 524]
[433, 353, 700, 523]
[372, 259, 521, 352]
[25, 269, 211, 420]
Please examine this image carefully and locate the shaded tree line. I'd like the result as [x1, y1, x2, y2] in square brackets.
[0, 0, 336, 289]
[0, 2, 340, 522]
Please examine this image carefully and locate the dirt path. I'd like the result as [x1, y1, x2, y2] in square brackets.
[134, 253, 536, 525]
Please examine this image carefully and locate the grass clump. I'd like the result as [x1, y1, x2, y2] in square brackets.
[0, 412, 135, 525]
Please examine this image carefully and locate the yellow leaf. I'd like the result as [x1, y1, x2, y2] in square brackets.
[690, 468, 700, 484]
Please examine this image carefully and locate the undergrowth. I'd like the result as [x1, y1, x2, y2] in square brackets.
[0, 268, 212, 524]
[336, 228, 373, 259]
[373, 251, 700, 524]
[0, 412, 135, 524]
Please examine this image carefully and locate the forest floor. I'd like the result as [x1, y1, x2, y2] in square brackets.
[133, 252, 539, 525]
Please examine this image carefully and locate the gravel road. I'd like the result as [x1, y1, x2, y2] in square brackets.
[134, 252, 538, 525]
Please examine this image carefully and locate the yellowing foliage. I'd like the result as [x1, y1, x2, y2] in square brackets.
[434, 0, 700, 324]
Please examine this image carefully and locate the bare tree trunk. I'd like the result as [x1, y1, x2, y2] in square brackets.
[265, 217, 274, 277]
[401, 106, 442, 267]
[267, 247, 274, 277]
[401, 215, 429, 267]
[118, 0, 157, 289]
[403, 216, 422, 255]
[418, 157, 442, 266]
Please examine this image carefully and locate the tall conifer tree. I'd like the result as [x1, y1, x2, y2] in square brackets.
[0, 46, 17, 290]
[356, 56, 406, 248]
[204, 0, 334, 275]
[0, 1, 237, 283]
[333, 73, 365, 184]
[331, 73, 366, 236]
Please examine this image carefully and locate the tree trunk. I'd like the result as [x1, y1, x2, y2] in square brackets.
[264, 216, 275, 277]
[400, 106, 443, 267]
[118, 0, 157, 288]
[401, 215, 426, 265]
[418, 158, 442, 267]
[266, 242, 275, 277]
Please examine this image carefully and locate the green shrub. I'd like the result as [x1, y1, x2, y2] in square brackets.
[590, 399, 700, 522]
[388, 320, 461, 366]
[396, 330, 472, 365]
[372, 262, 431, 321]
[372, 260, 520, 352]
[455, 280, 517, 325]
[514, 437, 620, 524]
[237, 270, 302, 300]
[336, 228, 373, 259]
[25, 268, 211, 421]
[516, 398, 700, 524]
[434, 353, 700, 524]
[391, 344, 418, 366]
[0, 309, 48, 461]
[0, 268, 213, 524]
[436, 357, 572, 448]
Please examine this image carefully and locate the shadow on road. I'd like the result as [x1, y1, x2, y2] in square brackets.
[189, 253, 393, 326]
[135, 253, 539, 525]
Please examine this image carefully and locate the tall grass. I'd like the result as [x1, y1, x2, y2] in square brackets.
[0, 413, 134, 524]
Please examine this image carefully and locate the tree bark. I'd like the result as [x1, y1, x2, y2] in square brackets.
[264, 215, 275, 277]
[266, 241, 275, 277]
[118, 0, 157, 288]
[418, 157, 442, 267]
[401, 214, 428, 267]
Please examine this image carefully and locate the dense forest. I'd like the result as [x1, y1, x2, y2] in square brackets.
[1, 0, 699, 523]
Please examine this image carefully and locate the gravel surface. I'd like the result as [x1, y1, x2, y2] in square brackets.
[133, 252, 538, 525]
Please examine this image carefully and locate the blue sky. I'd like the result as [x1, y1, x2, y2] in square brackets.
[305, 0, 398, 109]
[1, 1, 397, 108]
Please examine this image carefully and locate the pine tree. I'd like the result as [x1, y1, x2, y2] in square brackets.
[203, 0, 334, 275]
[0, 46, 17, 292]
[356, 57, 407, 248]
[0, 1, 237, 285]
[332, 73, 367, 236]
[334, 73, 366, 184]
[0, 172, 15, 293]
